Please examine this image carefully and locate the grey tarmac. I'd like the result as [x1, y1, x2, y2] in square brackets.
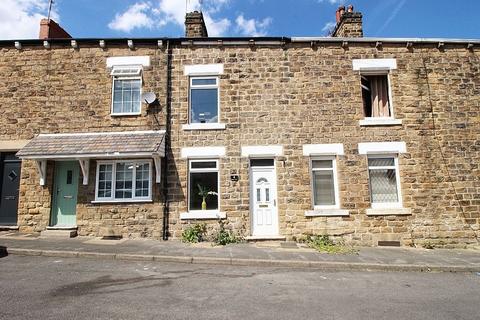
[1, 255, 480, 320]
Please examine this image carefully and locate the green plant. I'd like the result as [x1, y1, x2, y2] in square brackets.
[303, 234, 357, 254]
[197, 184, 218, 210]
[213, 220, 241, 245]
[182, 223, 207, 243]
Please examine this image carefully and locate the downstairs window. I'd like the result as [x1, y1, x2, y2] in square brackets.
[96, 160, 152, 202]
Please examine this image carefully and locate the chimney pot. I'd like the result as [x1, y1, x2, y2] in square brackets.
[331, 5, 363, 38]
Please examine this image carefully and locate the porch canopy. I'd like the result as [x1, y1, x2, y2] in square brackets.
[16, 130, 165, 186]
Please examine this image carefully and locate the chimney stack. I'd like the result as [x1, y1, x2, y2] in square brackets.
[331, 5, 363, 38]
[185, 11, 208, 38]
[39, 19, 71, 39]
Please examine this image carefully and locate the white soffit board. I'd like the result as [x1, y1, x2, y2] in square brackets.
[184, 64, 224, 76]
[241, 145, 283, 157]
[358, 142, 407, 154]
[352, 58, 397, 71]
[303, 144, 344, 156]
[106, 56, 150, 68]
[181, 146, 226, 158]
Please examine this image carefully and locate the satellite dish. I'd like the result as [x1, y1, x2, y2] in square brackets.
[142, 92, 157, 104]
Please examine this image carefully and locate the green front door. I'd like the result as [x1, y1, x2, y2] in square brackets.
[51, 161, 79, 227]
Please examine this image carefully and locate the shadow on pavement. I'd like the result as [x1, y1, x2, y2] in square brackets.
[0, 246, 8, 258]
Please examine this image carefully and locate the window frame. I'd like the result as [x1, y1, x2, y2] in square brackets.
[367, 154, 403, 209]
[94, 159, 152, 202]
[309, 156, 340, 210]
[188, 76, 220, 124]
[187, 159, 220, 213]
[360, 70, 395, 120]
[110, 73, 143, 116]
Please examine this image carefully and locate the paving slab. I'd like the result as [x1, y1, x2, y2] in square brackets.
[0, 233, 479, 272]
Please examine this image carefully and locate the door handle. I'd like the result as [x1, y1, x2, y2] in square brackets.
[63, 195, 73, 199]
[274, 199, 276, 206]
[4, 196, 15, 200]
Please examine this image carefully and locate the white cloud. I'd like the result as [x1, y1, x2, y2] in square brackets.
[318, 0, 345, 4]
[108, 0, 271, 37]
[321, 21, 336, 33]
[0, 0, 59, 39]
[156, 0, 231, 36]
[108, 2, 154, 32]
[235, 14, 272, 36]
[203, 14, 231, 37]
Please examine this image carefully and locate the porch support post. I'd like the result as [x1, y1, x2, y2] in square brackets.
[78, 159, 90, 185]
[153, 155, 161, 184]
[35, 160, 47, 186]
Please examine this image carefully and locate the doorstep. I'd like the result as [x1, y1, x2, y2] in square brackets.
[245, 235, 287, 241]
[0, 225, 19, 231]
[41, 226, 78, 238]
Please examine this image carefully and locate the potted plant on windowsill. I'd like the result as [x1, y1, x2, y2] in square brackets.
[197, 184, 218, 210]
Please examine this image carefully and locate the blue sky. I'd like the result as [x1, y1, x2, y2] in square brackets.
[1, 0, 479, 40]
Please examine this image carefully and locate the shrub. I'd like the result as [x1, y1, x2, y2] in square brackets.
[213, 220, 241, 245]
[303, 234, 357, 254]
[182, 223, 207, 243]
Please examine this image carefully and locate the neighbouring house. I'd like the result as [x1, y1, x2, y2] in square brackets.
[0, 6, 478, 247]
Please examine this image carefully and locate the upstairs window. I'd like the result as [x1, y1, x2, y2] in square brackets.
[111, 65, 142, 115]
[189, 77, 219, 124]
[361, 73, 392, 118]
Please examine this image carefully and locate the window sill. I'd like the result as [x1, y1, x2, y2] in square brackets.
[182, 123, 226, 131]
[359, 118, 402, 126]
[305, 209, 349, 217]
[366, 208, 411, 216]
[110, 112, 142, 117]
[92, 199, 153, 204]
[180, 211, 226, 220]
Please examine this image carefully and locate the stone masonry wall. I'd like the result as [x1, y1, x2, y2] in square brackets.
[167, 43, 479, 247]
[0, 45, 168, 238]
[0, 41, 478, 246]
[332, 13, 363, 38]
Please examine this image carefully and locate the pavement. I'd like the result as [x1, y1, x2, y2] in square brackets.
[1, 231, 479, 272]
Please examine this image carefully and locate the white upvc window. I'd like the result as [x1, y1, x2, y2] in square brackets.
[111, 65, 142, 116]
[188, 159, 219, 212]
[367, 155, 402, 208]
[95, 160, 152, 202]
[310, 156, 340, 209]
[189, 76, 220, 124]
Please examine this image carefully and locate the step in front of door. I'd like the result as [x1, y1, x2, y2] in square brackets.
[40, 229, 77, 238]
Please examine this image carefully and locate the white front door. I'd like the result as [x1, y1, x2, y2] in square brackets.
[250, 166, 278, 236]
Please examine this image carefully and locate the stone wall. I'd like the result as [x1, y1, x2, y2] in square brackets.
[332, 12, 363, 38]
[0, 45, 168, 238]
[0, 40, 478, 246]
[167, 42, 479, 247]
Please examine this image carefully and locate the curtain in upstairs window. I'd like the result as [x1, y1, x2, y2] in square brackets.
[370, 76, 390, 117]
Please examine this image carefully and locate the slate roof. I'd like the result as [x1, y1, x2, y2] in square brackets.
[16, 131, 165, 158]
